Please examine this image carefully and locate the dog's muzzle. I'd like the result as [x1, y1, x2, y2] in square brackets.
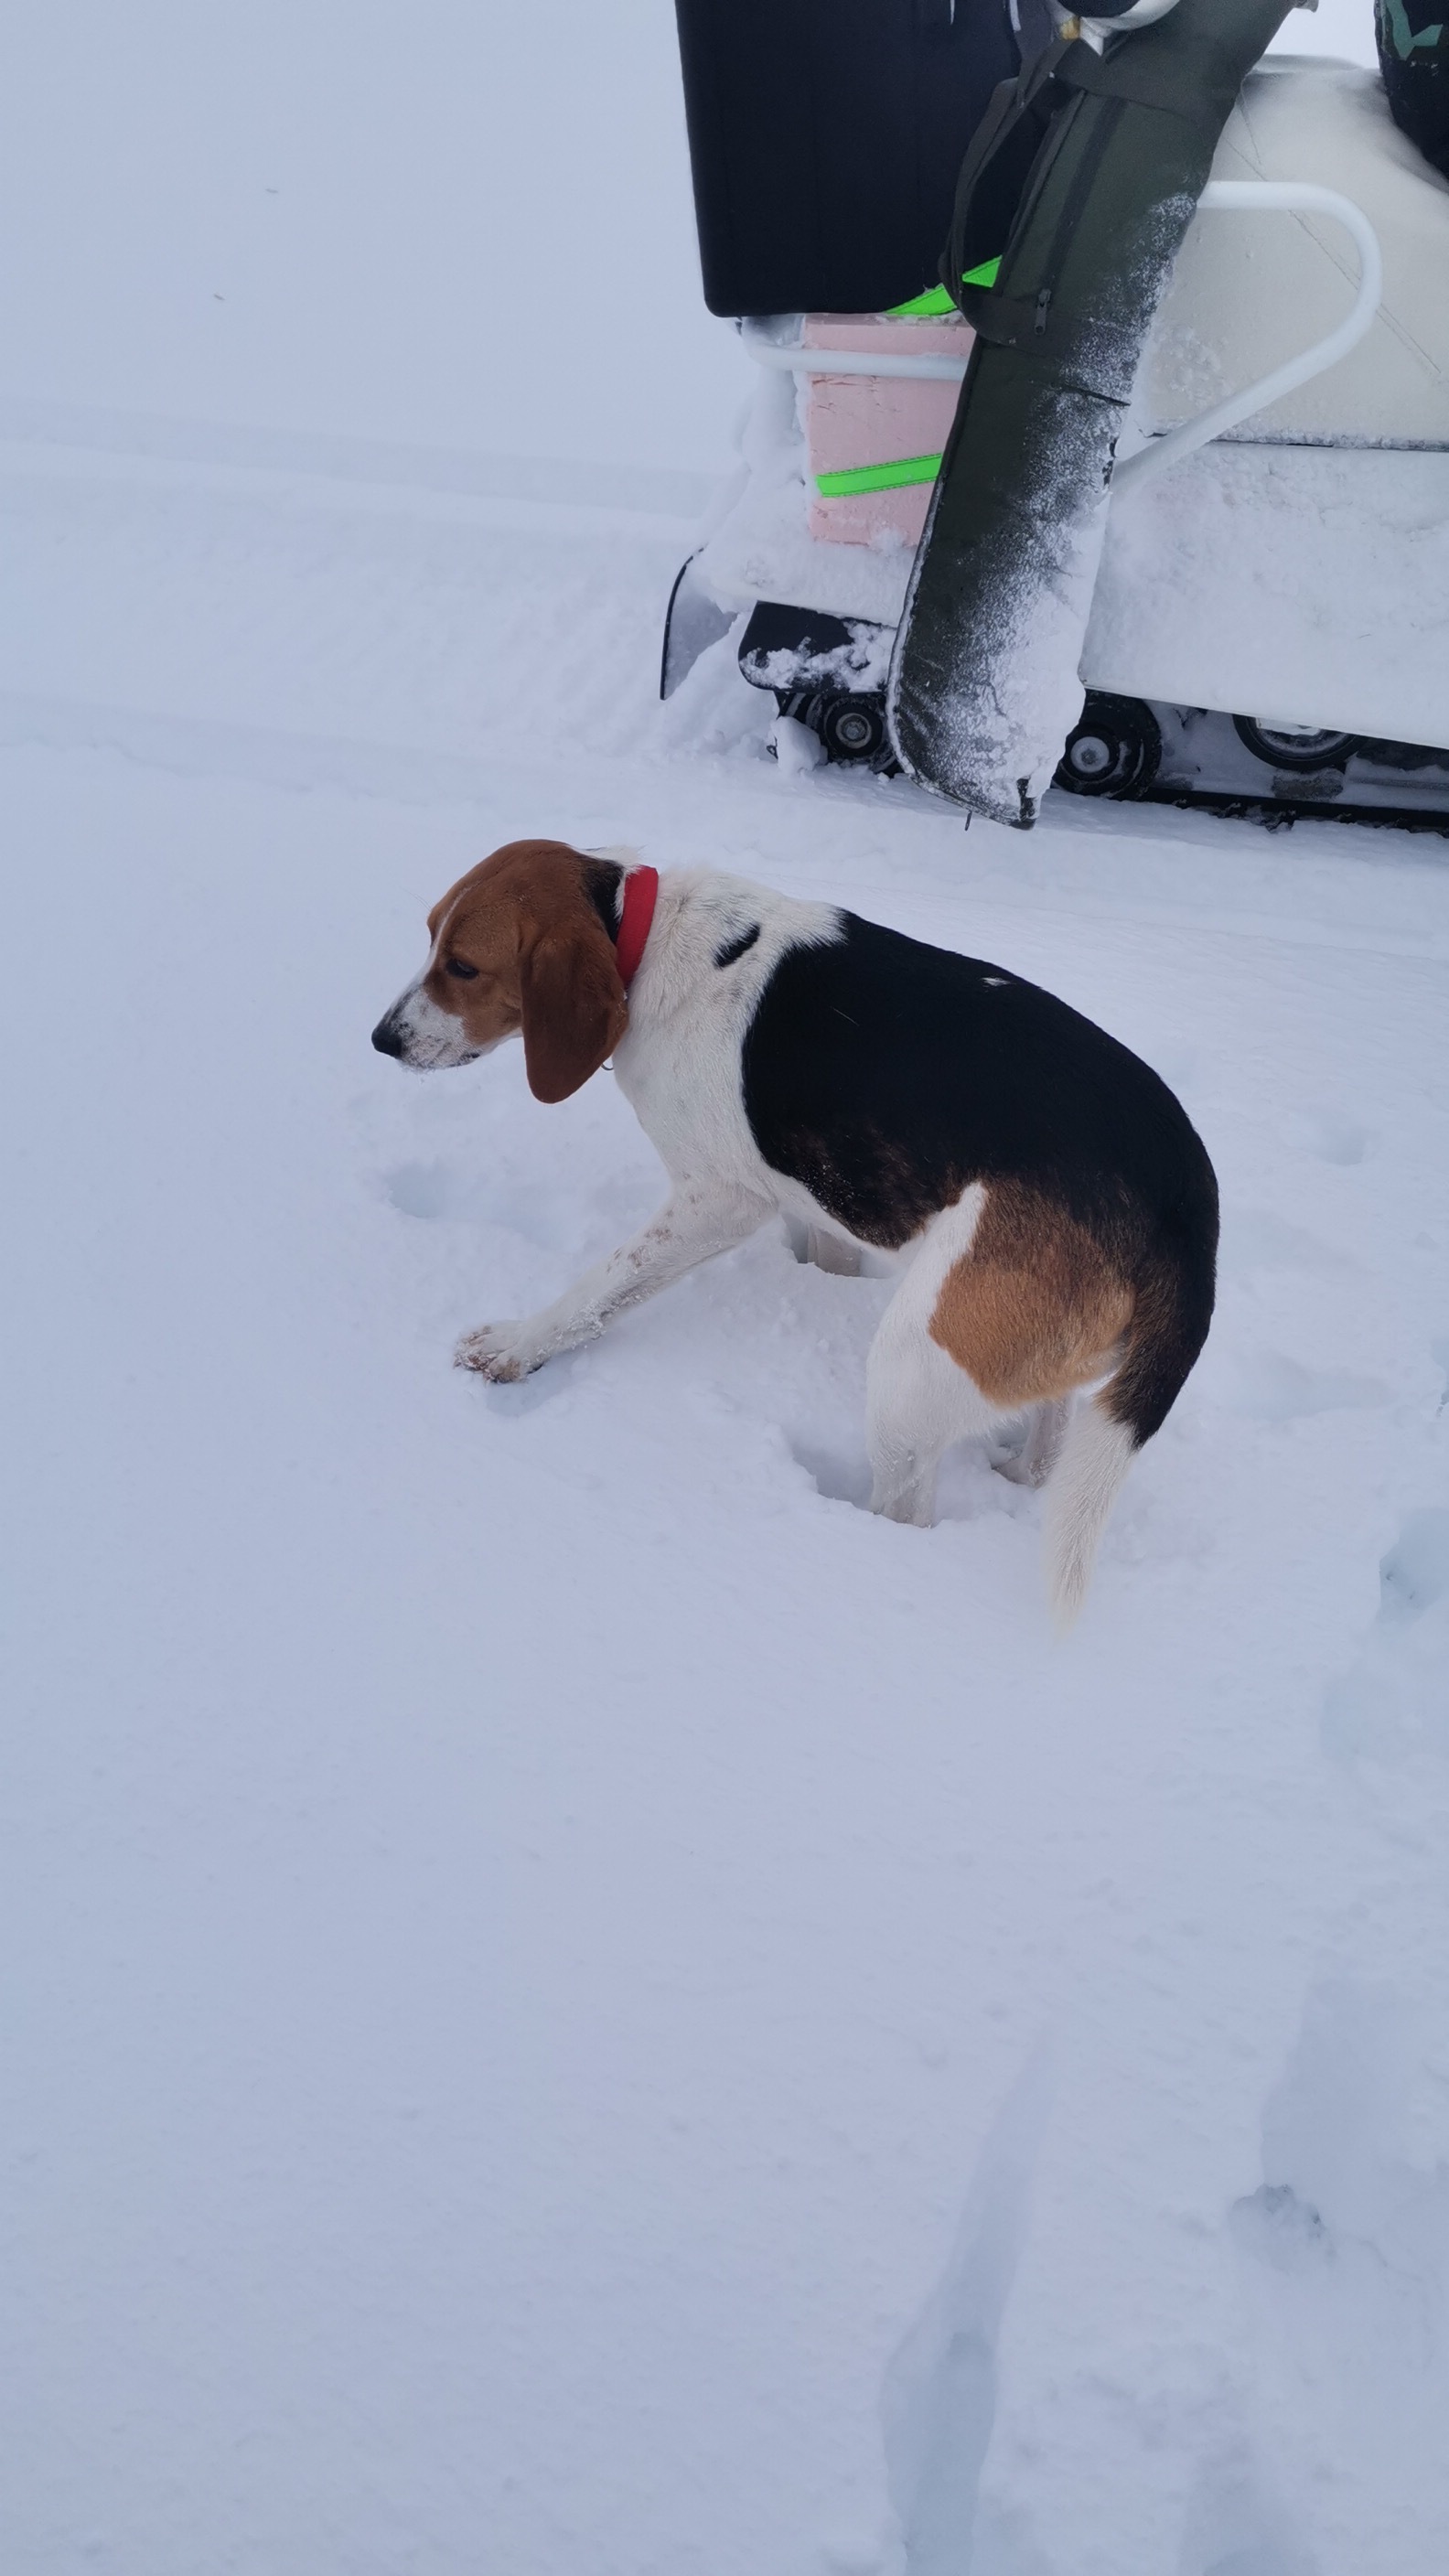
[370, 982, 483, 1068]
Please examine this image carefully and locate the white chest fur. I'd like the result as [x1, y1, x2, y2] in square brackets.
[611, 869, 841, 1203]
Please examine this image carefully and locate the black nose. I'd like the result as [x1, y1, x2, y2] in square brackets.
[371, 1014, 405, 1058]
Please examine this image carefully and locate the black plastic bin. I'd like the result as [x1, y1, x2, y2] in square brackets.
[672, 0, 1018, 317]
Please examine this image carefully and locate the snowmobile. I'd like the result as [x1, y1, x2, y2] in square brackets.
[663, 4, 1449, 830]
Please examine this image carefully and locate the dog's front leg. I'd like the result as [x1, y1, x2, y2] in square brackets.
[455, 1180, 773, 1381]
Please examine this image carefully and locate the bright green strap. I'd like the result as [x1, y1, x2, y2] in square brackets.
[819, 264, 997, 495]
[816, 452, 943, 497]
[886, 257, 1000, 318]
[886, 284, 956, 317]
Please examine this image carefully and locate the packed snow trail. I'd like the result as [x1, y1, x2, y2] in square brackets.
[4, 415, 1449, 2576]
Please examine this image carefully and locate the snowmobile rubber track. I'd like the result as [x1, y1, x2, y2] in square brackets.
[735, 606, 1449, 834]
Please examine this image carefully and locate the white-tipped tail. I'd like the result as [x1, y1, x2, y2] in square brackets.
[1041, 1395, 1136, 1628]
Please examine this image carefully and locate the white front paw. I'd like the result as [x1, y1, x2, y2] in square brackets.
[454, 1321, 544, 1382]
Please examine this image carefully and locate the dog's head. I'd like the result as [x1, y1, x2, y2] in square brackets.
[371, 839, 629, 1101]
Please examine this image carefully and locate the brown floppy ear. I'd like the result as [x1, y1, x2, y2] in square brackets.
[518, 909, 628, 1103]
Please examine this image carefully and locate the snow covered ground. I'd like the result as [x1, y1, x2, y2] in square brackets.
[5, 9, 1448, 2576]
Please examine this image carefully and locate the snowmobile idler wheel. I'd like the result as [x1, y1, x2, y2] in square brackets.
[1232, 717, 1360, 773]
[814, 692, 889, 767]
[1055, 695, 1162, 800]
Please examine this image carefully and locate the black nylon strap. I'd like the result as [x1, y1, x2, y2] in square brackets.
[1057, 5, 1292, 115]
[939, 30, 1078, 311]
[961, 91, 1126, 353]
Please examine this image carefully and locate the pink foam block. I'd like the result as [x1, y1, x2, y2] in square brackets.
[802, 311, 972, 546]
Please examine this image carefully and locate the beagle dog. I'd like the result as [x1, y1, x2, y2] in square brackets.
[373, 839, 1218, 1622]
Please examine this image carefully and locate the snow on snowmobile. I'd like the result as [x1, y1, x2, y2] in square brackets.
[662, 2, 1449, 831]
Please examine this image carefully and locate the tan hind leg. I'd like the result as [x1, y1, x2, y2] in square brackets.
[928, 1182, 1137, 1617]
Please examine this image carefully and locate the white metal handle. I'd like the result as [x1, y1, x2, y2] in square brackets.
[1113, 180, 1382, 493]
[740, 180, 1383, 481]
[739, 317, 969, 381]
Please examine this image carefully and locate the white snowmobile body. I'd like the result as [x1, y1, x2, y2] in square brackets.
[1094, 59, 1449, 755]
[677, 60, 1449, 820]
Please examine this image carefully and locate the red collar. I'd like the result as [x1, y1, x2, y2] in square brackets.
[614, 864, 659, 990]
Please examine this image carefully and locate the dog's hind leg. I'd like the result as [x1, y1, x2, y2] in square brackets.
[867, 1324, 1000, 1525]
[993, 1394, 1071, 1488]
[865, 1190, 1003, 1525]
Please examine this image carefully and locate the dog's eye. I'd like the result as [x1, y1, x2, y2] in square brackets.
[445, 959, 479, 981]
